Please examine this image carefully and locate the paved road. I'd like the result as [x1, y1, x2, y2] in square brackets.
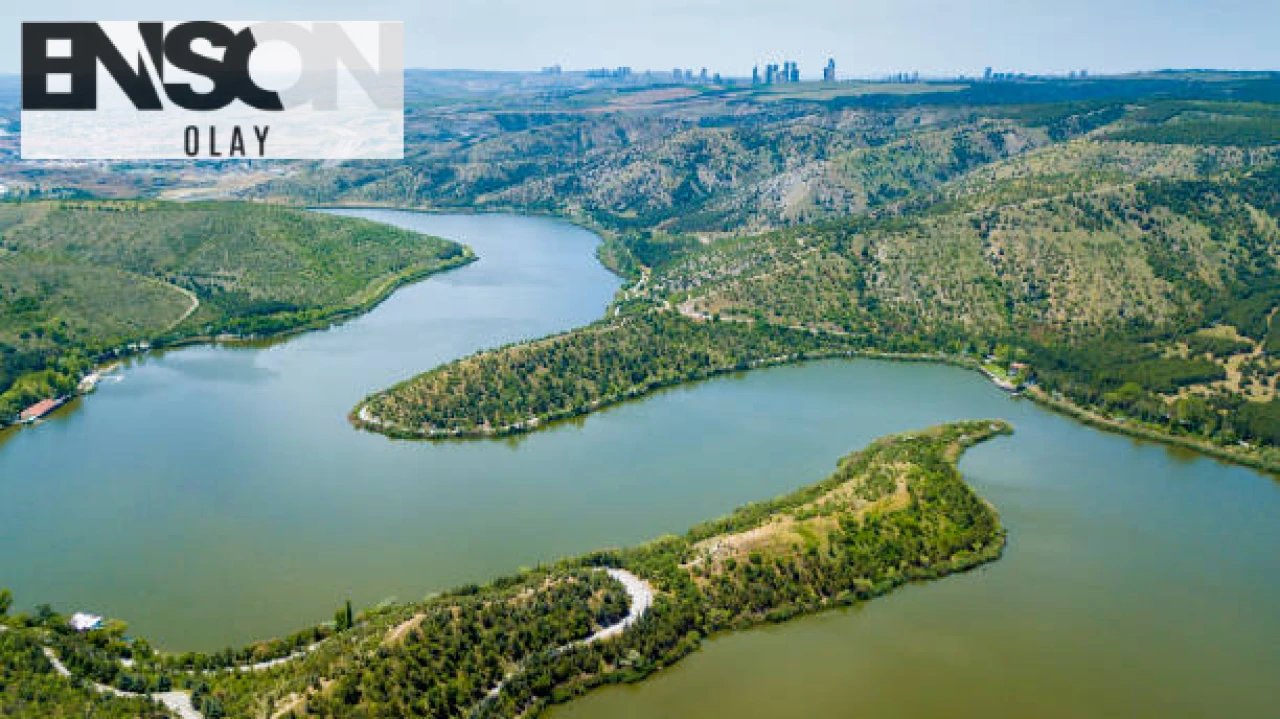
[583, 568, 655, 643]
[486, 568, 656, 700]
[33, 568, 655, 718]
[42, 646, 202, 719]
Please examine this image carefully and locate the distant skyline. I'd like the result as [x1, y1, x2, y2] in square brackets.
[3, 0, 1279, 78]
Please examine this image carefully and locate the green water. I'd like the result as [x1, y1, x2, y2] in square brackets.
[555, 382, 1280, 718]
[1, 211, 1276, 716]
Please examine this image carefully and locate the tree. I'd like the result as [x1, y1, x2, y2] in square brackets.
[204, 696, 226, 719]
[35, 603, 55, 625]
[0, 588, 11, 616]
[335, 600, 353, 632]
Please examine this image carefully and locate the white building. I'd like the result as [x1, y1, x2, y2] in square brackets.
[69, 612, 103, 632]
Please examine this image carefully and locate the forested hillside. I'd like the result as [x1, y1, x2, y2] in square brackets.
[0, 201, 469, 420]
[355, 313, 860, 437]
[348, 84, 1278, 469]
[264, 108, 1056, 240]
[257, 74, 1280, 243]
[648, 163, 1278, 451]
[660, 165, 1278, 339]
[3, 73, 1276, 463]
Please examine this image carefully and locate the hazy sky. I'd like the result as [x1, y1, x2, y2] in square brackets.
[4, 0, 1278, 77]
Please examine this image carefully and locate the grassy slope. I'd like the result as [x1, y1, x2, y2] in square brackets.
[0, 200, 471, 419]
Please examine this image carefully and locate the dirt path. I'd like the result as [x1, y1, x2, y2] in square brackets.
[383, 613, 427, 647]
[163, 282, 200, 333]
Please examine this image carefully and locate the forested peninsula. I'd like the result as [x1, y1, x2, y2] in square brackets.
[0, 420, 1008, 718]
[334, 80, 1278, 472]
[353, 160, 1278, 471]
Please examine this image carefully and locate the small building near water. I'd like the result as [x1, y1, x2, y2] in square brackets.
[19, 398, 63, 423]
[78, 373, 100, 393]
[69, 612, 103, 632]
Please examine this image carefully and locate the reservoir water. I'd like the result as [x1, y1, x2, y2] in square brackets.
[1, 210, 1276, 716]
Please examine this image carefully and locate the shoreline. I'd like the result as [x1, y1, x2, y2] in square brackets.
[150, 250, 476, 352]
[0, 248, 475, 432]
[300, 208, 1275, 478]
[27, 568, 657, 719]
[352, 339, 1278, 476]
[1022, 385, 1279, 477]
[10, 422, 1003, 717]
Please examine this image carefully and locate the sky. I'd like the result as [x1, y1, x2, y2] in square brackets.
[4, 0, 1279, 78]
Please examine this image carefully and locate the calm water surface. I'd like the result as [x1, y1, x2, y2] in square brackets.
[1, 211, 1276, 716]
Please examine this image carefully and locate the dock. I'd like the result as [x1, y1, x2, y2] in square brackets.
[18, 397, 66, 424]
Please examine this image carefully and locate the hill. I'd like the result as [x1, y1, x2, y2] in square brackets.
[353, 101, 1278, 469]
[0, 201, 470, 421]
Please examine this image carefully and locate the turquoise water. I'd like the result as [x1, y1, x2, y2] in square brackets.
[1, 210, 1276, 716]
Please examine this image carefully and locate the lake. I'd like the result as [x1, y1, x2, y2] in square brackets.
[1, 210, 1276, 716]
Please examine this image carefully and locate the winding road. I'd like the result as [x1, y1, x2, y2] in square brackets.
[485, 568, 654, 701]
[42, 647, 201, 719]
[36, 568, 654, 719]
[582, 569, 654, 644]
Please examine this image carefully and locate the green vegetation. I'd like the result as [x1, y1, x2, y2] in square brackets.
[1185, 331, 1254, 358]
[1103, 101, 1280, 147]
[0, 613, 169, 717]
[1106, 118, 1280, 147]
[334, 601, 354, 633]
[272, 74, 1277, 469]
[211, 420, 1007, 718]
[1236, 400, 1280, 445]
[1, 421, 1008, 718]
[0, 201, 470, 421]
[361, 159, 1277, 467]
[356, 313, 860, 437]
